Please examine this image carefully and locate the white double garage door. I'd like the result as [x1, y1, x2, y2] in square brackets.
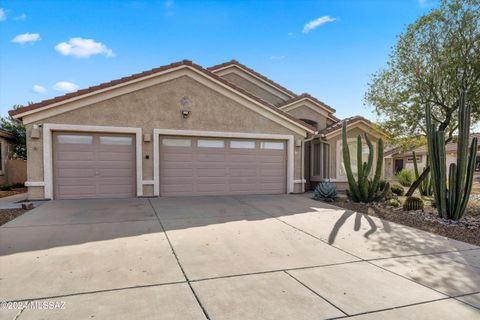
[53, 132, 286, 199]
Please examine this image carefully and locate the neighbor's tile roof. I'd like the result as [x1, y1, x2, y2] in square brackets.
[208, 60, 298, 98]
[8, 60, 316, 132]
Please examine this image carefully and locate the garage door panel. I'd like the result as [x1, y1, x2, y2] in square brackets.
[161, 153, 194, 162]
[196, 168, 227, 177]
[56, 168, 96, 178]
[196, 183, 227, 192]
[160, 136, 286, 196]
[229, 168, 257, 177]
[196, 153, 226, 162]
[98, 152, 133, 161]
[53, 132, 135, 199]
[228, 154, 257, 162]
[56, 151, 95, 161]
[98, 169, 134, 178]
[161, 168, 194, 177]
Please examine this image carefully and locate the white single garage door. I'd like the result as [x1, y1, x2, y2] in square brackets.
[159, 137, 286, 196]
[53, 132, 136, 199]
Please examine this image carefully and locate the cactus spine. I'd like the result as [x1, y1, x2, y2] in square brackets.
[426, 92, 477, 220]
[412, 151, 433, 196]
[342, 121, 389, 202]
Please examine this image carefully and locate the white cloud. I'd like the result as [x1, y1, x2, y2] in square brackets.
[0, 8, 6, 21]
[302, 16, 336, 33]
[11, 33, 41, 44]
[13, 13, 26, 21]
[32, 85, 46, 93]
[53, 81, 79, 92]
[55, 38, 114, 58]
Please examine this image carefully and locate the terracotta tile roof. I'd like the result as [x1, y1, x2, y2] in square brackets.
[8, 60, 316, 133]
[208, 60, 297, 98]
[278, 93, 336, 113]
[317, 116, 382, 137]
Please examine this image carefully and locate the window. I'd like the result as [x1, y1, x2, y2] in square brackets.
[260, 142, 284, 150]
[338, 141, 371, 177]
[100, 136, 132, 145]
[57, 135, 93, 144]
[312, 142, 330, 179]
[198, 139, 224, 148]
[230, 141, 255, 149]
[406, 156, 422, 163]
[162, 138, 191, 147]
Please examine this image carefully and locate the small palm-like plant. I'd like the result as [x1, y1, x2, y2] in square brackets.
[313, 181, 337, 202]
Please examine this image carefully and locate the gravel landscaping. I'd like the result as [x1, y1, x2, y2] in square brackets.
[329, 195, 480, 246]
[0, 208, 28, 226]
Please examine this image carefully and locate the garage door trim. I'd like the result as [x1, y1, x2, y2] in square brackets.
[153, 129, 295, 196]
[42, 123, 143, 199]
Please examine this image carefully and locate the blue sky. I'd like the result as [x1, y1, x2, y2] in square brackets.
[0, 0, 436, 119]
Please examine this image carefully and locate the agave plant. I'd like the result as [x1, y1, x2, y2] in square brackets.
[313, 181, 337, 202]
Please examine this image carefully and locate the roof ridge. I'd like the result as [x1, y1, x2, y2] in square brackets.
[208, 60, 297, 98]
[9, 60, 316, 133]
[278, 92, 336, 114]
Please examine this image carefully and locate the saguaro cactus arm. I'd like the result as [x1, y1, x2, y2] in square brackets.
[342, 122, 360, 201]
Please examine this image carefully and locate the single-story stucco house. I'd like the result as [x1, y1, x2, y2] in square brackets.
[384, 133, 480, 179]
[9, 60, 384, 200]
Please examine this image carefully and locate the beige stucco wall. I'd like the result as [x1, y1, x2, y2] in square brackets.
[26, 75, 305, 199]
[283, 105, 328, 130]
[6, 159, 27, 184]
[220, 73, 287, 106]
[325, 127, 384, 180]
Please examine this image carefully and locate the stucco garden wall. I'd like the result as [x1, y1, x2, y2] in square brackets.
[26, 75, 305, 199]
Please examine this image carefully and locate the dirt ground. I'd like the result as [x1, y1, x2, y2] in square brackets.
[330, 196, 480, 246]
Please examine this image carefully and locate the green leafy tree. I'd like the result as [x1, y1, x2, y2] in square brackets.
[1, 105, 27, 160]
[365, 0, 479, 194]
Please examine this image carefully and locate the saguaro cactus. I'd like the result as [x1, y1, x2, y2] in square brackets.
[342, 121, 389, 202]
[412, 151, 433, 196]
[426, 92, 477, 220]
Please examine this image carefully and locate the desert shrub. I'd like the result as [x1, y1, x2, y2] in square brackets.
[313, 181, 337, 202]
[385, 198, 401, 207]
[396, 169, 414, 187]
[390, 184, 405, 196]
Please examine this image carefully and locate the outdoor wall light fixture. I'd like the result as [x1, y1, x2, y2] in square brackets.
[180, 96, 192, 119]
[181, 110, 191, 119]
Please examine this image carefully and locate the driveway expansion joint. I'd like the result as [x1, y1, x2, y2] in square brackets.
[284, 270, 348, 316]
[147, 199, 211, 320]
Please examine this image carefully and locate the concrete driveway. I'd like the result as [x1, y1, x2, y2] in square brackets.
[1, 195, 479, 319]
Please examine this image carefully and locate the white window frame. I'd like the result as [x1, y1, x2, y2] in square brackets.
[153, 129, 294, 196]
[35, 124, 143, 199]
[230, 140, 255, 149]
[197, 139, 225, 148]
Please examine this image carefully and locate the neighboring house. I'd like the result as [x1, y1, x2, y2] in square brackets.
[9, 60, 384, 200]
[384, 133, 480, 179]
[0, 129, 27, 186]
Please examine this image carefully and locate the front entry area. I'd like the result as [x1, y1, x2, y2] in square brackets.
[159, 136, 286, 196]
[53, 132, 136, 199]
